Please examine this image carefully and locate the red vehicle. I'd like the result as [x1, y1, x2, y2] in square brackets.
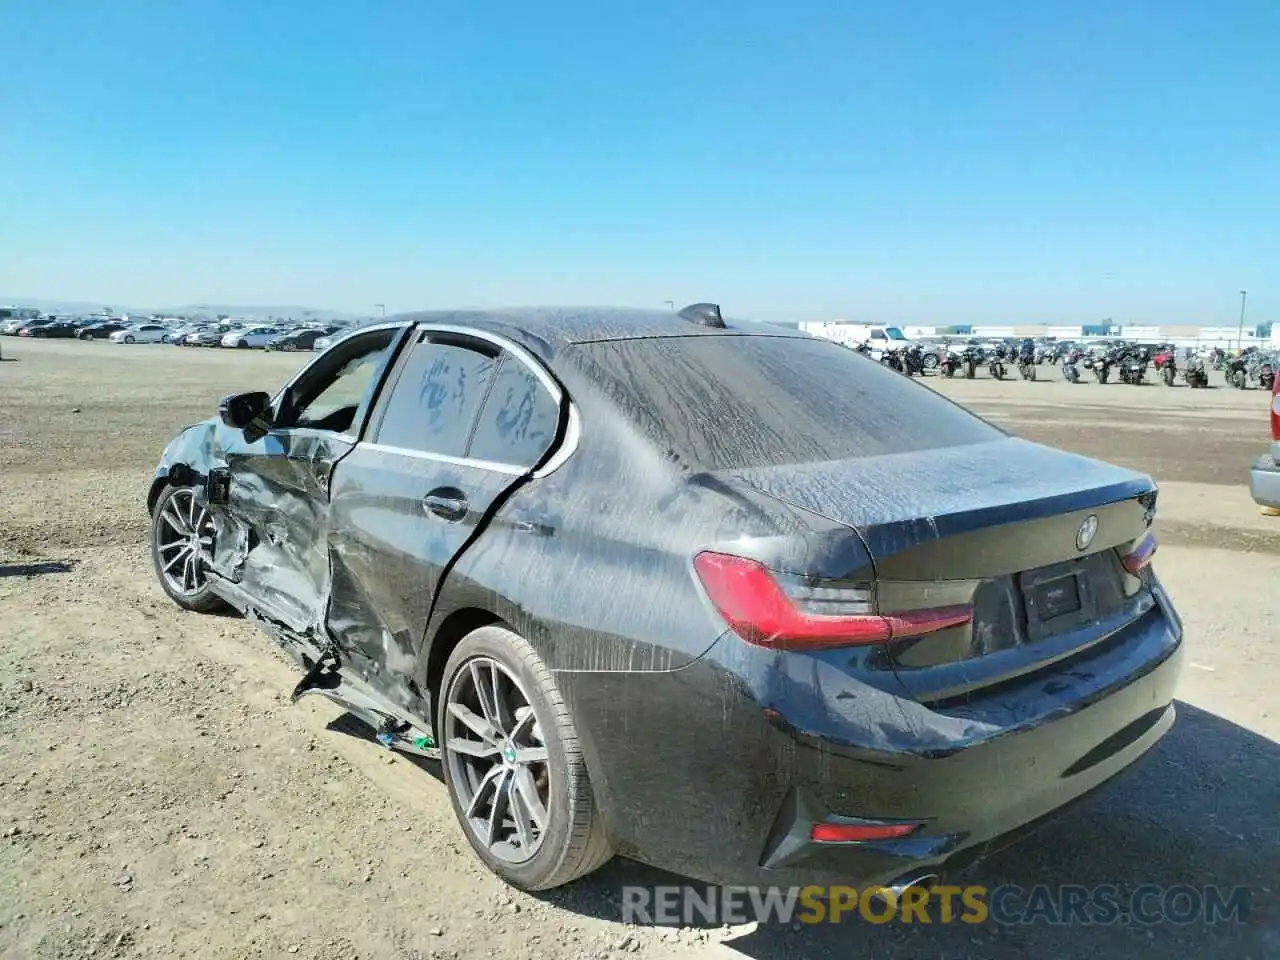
[1250, 368, 1280, 513]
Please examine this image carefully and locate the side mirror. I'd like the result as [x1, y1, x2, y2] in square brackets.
[218, 391, 272, 430]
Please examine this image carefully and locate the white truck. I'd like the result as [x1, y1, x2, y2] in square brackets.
[798, 321, 913, 358]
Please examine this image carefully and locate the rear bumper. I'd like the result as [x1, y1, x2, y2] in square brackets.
[558, 584, 1183, 888]
[1250, 453, 1280, 509]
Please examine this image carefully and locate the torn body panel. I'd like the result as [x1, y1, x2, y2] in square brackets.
[210, 427, 354, 633]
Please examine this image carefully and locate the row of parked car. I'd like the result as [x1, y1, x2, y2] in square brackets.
[0, 315, 351, 352]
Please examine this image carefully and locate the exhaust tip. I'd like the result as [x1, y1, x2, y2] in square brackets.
[875, 872, 940, 902]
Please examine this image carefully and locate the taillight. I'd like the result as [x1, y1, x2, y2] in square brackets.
[692, 551, 972, 651]
[810, 821, 922, 843]
[1121, 533, 1158, 575]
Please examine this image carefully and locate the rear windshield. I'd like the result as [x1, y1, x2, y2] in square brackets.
[572, 335, 1003, 471]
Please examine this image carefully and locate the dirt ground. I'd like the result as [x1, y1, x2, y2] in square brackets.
[1, 338, 1277, 960]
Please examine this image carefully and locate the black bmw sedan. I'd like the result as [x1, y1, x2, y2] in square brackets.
[146, 306, 1183, 892]
[264, 325, 341, 351]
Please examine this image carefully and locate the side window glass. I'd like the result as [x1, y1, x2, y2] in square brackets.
[375, 338, 496, 456]
[870, 328, 886, 340]
[467, 356, 559, 467]
[286, 329, 396, 433]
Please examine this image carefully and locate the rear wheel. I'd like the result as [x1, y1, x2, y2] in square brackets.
[439, 625, 613, 890]
[150, 485, 225, 613]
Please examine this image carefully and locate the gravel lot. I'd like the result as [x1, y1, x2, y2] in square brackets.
[1, 338, 1276, 960]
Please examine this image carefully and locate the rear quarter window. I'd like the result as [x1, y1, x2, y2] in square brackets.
[467, 357, 560, 467]
[569, 335, 1003, 471]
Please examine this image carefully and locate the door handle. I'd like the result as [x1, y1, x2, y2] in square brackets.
[422, 488, 469, 522]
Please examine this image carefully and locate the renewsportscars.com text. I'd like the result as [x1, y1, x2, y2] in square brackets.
[620, 884, 1252, 927]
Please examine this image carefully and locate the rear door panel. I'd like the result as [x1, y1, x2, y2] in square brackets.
[326, 449, 513, 702]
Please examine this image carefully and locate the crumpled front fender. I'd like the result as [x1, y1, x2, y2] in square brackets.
[147, 418, 222, 512]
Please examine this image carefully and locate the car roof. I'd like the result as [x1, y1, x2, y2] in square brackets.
[383, 306, 809, 361]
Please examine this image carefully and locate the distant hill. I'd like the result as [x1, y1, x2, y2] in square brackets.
[1, 297, 369, 322]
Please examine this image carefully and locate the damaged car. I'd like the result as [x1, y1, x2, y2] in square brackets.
[147, 306, 1184, 893]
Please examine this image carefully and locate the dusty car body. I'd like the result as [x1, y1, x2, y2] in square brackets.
[147, 307, 1184, 892]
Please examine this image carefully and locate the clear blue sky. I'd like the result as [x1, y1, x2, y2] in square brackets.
[1, 1, 1275, 325]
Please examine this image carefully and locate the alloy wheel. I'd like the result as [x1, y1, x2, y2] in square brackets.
[156, 488, 215, 595]
[444, 657, 550, 864]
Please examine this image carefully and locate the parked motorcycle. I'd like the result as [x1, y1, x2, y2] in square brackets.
[1061, 350, 1083, 383]
[1015, 340, 1037, 380]
[940, 346, 962, 378]
[1117, 351, 1147, 385]
[1091, 354, 1113, 384]
[902, 344, 927, 377]
[1247, 354, 1275, 391]
[988, 356, 1006, 380]
[962, 346, 979, 379]
[1153, 349, 1177, 386]
[1224, 356, 1248, 389]
[1182, 356, 1208, 388]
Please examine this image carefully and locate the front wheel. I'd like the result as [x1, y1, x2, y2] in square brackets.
[439, 625, 613, 890]
[237, 340, 248, 349]
[150, 485, 225, 613]
[922, 353, 939, 370]
[124, 335, 135, 344]
[282, 342, 297, 352]
[1232, 371, 1247, 389]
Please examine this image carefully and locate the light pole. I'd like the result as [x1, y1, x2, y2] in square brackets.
[1237, 290, 1247, 351]
[664, 300, 674, 311]
[376, 303, 386, 320]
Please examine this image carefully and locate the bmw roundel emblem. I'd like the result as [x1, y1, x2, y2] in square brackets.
[1076, 515, 1099, 551]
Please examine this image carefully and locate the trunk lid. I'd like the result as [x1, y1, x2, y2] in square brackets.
[725, 438, 1159, 701]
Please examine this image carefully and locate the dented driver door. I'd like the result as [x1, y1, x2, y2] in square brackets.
[206, 326, 406, 635]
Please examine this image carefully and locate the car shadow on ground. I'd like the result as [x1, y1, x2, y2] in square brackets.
[0, 560, 76, 577]
[538, 701, 1278, 959]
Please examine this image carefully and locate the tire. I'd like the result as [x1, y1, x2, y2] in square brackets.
[150, 485, 225, 613]
[237, 340, 248, 349]
[438, 625, 613, 890]
[79, 333, 92, 341]
[1027, 365, 1036, 381]
[282, 342, 297, 352]
[923, 354, 939, 370]
[1232, 371, 1246, 389]
[125, 335, 135, 344]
